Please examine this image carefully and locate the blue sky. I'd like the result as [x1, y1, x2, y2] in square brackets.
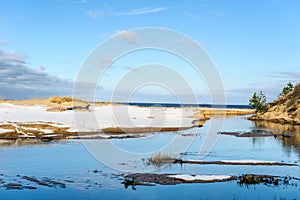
[0, 0, 299, 104]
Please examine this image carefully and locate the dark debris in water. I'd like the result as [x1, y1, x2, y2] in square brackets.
[0, 170, 126, 190]
[0, 174, 67, 190]
[4, 183, 24, 190]
[21, 176, 66, 188]
[218, 131, 295, 138]
[3, 183, 38, 190]
[218, 131, 274, 137]
[238, 174, 300, 188]
[122, 176, 155, 190]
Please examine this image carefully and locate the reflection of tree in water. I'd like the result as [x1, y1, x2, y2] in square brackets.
[251, 137, 266, 150]
[253, 120, 300, 158]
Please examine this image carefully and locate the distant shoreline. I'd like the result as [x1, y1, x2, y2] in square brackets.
[0, 97, 252, 109]
[112, 102, 253, 109]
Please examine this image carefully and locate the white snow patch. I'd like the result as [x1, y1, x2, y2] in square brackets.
[21, 127, 39, 131]
[168, 174, 232, 181]
[42, 134, 60, 137]
[0, 128, 14, 134]
[41, 129, 54, 134]
[220, 160, 276, 164]
[20, 127, 54, 134]
[0, 139, 13, 144]
[0, 104, 197, 132]
[187, 159, 204, 162]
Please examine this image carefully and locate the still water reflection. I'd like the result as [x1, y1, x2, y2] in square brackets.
[0, 117, 299, 199]
[254, 120, 300, 158]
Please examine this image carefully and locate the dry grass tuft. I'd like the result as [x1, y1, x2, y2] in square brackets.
[47, 96, 90, 112]
[147, 153, 176, 167]
[48, 96, 73, 104]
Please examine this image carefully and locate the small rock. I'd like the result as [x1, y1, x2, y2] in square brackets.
[23, 186, 37, 190]
[4, 183, 23, 190]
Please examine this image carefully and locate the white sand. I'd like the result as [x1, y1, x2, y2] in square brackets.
[168, 174, 232, 181]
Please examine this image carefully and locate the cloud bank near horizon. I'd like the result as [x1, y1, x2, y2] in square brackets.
[0, 47, 298, 103]
[0, 49, 72, 99]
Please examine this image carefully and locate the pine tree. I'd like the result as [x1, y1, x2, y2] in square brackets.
[249, 91, 267, 111]
[279, 82, 294, 97]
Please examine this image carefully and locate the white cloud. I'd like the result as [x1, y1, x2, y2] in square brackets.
[0, 40, 9, 45]
[225, 80, 297, 104]
[0, 16, 4, 24]
[97, 55, 140, 72]
[211, 11, 228, 18]
[185, 10, 198, 21]
[39, 65, 46, 71]
[0, 50, 28, 66]
[76, 0, 87, 3]
[172, 37, 201, 47]
[271, 71, 300, 79]
[115, 30, 140, 44]
[104, 5, 167, 16]
[85, 9, 104, 19]
[99, 55, 113, 67]
[0, 49, 72, 99]
[118, 7, 166, 16]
